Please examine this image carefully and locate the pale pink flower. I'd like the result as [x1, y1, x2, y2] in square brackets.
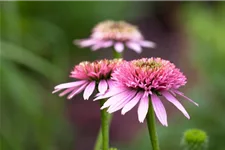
[95, 58, 198, 126]
[53, 59, 123, 100]
[74, 20, 155, 53]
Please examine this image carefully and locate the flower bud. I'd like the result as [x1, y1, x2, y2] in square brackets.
[181, 129, 208, 150]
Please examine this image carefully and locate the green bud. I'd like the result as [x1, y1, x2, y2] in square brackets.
[181, 129, 208, 150]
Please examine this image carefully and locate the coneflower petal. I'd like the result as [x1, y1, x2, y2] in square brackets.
[74, 39, 96, 47]
[107, 90, 137, 113]
[54, 80, 87, 89]
[151, 94, 168, 126]
[114, 42, 124, 53]
[140, 40, 156, 48]
[91, 43, 103, 51]
[162, 91, 190, 119]
[137, 95, 149, 123]
[98, 80, 108, 94]
[101, 91, 130, 109]
[94, 86, 127, 101]
[121, 92, 143, 115]
[126, 42, 142, 53]
[173, 90, 199, 106]
[102, 40, 113, 48]
[52, 88, 62, 94]
[59, 87, 76, 97]
[83, 81, 96, 100]
[67, 83, 88, 99]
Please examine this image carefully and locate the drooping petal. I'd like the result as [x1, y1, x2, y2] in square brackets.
[114, 42, 124, 53]
[67, 83, 88, 99]
[140, 40, 156, 48]
[52, 88, 62, 94]
[98, 80, 108, 94]
[121, 92, 144, 115]
[173, 90, 199, 106]
[107, 80, 115, 90]
[151, 94, 168, 126]
[95, 81, 116, 97]
[91, 41, 107, 51]
[54, 80, 87, 90]
[83, 81, 96, 100]
[107, 90, 137, 113]
[126, 41, 142, 53]
[94, 86, 128, 101]
[102, 40, 113, 48]
[162, 91, 190, 119]
[170, 90, 176, 96]
[91, 43, 103, 51]
[74, 39, 96, 47]
[137, 95, 149, 123]
[100, 90, 131, 109]
[59, 87, 76, 97]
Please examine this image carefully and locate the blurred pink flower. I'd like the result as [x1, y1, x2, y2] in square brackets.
[74, 20, 155, 53]
[95, 58, 198, 126]
[53, 59, 123, 100]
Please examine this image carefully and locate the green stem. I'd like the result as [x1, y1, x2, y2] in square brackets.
[94, 129, 102, 150]
[94, 49, 121, 150]
[94, 114, 112, 150]
[146, 97, 160, 150]
[99, 99, 110, 150]
[113, 50, 123, 58]
[94, 115, 112, 150]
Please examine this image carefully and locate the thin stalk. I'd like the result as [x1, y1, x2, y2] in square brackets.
[113, 50, 123, 58]
[146, 97, 160, 150]
[94, 49, 122, 150]
[100, 99, 110, 150]
[94, 113, 112, 150]
[94, 129, 102, 150]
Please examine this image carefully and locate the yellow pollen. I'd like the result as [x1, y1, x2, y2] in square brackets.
[92, 20, 142, 41]
[134, 60, 162, 70]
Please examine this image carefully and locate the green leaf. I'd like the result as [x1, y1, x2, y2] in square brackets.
[1, 41, 63, 82]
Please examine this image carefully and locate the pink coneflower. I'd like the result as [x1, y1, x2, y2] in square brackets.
[53, 59, 123, 100]
[74, 20, 155, 53]
[95, 58, 198, 126]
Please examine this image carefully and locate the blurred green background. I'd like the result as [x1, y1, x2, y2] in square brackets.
[1, 2, 225, 150]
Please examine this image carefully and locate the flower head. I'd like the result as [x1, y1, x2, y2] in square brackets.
[74, 20, 155, 53]
[95, 58, 198, 126]
[53, 59, 123, 100]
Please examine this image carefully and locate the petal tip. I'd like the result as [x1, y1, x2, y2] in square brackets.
[52, 91, 57, 94]
[139, 120, 144, 123]
[138, 118, 145, 123]
[93, 97, 101, 101]
[137, 50, 142, 54]
[72, 39, 78, 45]
[186, 114, 190, 119]
[121, 110, 126, 115]
[151, 42, 156, 48]
[100, 105, 107, 110]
